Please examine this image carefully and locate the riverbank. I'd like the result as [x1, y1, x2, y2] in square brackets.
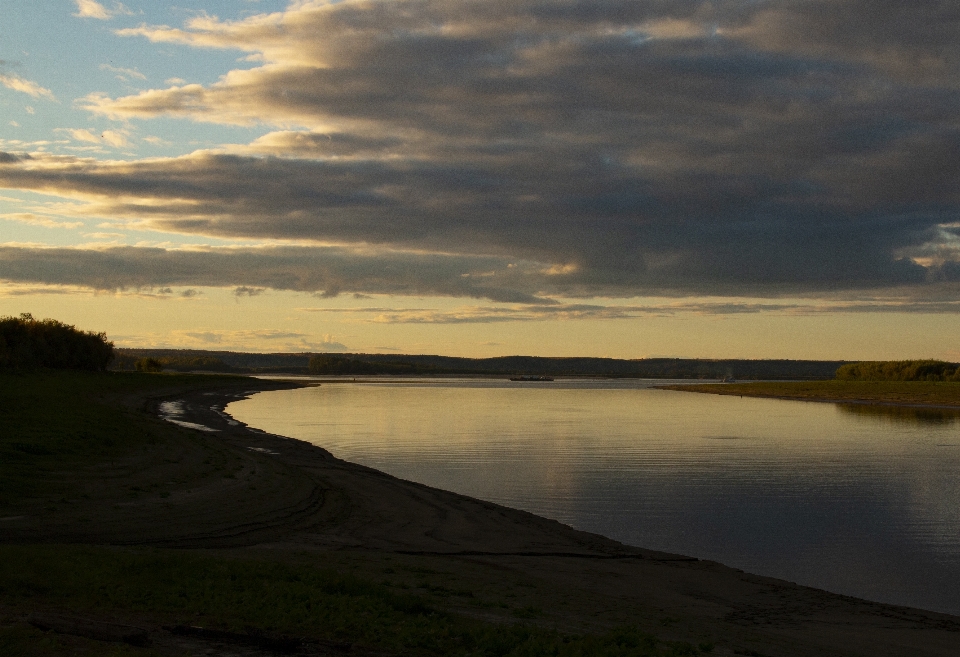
[656, 380, 960, 408]
[2, 371, 959, 656]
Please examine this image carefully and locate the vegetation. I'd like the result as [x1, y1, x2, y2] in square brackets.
[120, 348, 848, 379]
[835, 360, 960, 382]
[115, 352, 234, 373]
[134, 357, 163, 372]
[308, 354, 434, 375]
[0, 545, 711, 657]
[660, 380, 960, 407]
[0, 314, 113, 371]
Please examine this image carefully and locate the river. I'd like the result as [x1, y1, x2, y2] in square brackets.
[228, 378, 960, 615]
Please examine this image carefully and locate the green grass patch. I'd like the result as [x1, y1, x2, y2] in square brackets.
[0, 545, 709, 656]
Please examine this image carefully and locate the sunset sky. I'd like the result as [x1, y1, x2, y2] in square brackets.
[1, 0, 958, 359]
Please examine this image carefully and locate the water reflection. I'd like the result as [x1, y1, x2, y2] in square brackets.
[229, 380, 960, 616]
[835, 403, 960, 425]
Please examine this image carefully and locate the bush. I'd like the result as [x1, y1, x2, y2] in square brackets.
[0, 314, 114, 371]
[135, 357, 163, 373]
[835, 360, 960, 382]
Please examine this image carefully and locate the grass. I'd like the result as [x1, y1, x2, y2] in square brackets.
[0, 545, 711, 656]
[659, 380, 960, 407]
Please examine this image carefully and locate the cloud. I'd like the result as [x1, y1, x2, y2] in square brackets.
[0, 282, 96, 298]
[0, 74, 55, 100]
[164, 328, 348, 352]
[82, 231, 125, 239]
[100, 63, 146, 81]
[74, 0, 131, 20]
[1, 243, 959, 316]
[1, 213, 83, 229]
[67, 129, 101, 144]
[297, 302, 779, 324]
[2, 144, 957, 298]
[0, 243, 549, 302]
[62, 128, 131, 148]
[298, 298, 960, 324]
[100, 130, 131, 148]
[1, 1, 960, 303]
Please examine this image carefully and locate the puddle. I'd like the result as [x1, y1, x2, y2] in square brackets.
[158, 400, 220, 433]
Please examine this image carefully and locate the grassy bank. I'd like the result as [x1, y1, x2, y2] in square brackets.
[0, 371, 715, 656]
[658, 380, 960, 407]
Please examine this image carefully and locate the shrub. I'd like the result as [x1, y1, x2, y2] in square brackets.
[835, 360, 960, 382]
[134, 357, 163, 373]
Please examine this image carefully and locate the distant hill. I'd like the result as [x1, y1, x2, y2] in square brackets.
[115, 348, 846, 379]
[116, 349, 311, 371]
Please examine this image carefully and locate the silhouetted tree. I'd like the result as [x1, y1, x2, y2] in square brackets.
[0, 314, 114, 371]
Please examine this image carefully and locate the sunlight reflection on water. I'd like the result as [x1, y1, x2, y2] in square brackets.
[229, 378, 960, 615]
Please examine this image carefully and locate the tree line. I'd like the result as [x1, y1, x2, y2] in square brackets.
[0, 314, 114, 371]
[836, 360, 960, 382]
[112, 353, 235, 373]
[307, 355, 432, 375]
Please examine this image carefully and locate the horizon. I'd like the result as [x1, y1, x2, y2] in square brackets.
[111, 347, 855, 362]
[2, 1, 959, 360]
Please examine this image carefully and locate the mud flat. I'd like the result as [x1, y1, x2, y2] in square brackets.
[2, 373, 959, 656]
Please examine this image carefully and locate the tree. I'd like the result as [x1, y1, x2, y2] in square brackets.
[0, 314, 114, 371]
[134, 358, 163, 373]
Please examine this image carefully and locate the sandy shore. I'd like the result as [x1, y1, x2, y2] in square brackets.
[8, 377, 960, 656]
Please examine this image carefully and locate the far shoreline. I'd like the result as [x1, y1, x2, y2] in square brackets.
[656, 379, 960, 409]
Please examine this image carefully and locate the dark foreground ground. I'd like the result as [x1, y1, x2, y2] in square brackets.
[1, 371, 958, 656]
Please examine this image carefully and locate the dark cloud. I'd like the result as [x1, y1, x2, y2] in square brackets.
[0, 244, 552, 302]
[4, 0, 960, 300]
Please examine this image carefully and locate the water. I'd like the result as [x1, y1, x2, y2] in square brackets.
[228, 378, 960, 615]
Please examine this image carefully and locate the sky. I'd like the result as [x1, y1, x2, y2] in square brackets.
[1, 0, 959, 360]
